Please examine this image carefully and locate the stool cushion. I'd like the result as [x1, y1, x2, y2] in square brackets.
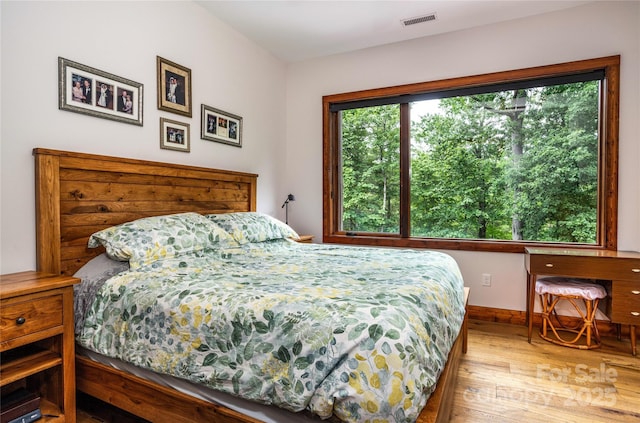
[535, 277, 607, 300]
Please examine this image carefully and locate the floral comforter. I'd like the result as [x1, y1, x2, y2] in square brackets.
[77, 240, 465, 422]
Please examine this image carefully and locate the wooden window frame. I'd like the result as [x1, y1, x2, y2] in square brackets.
[322, 56, 620, 253]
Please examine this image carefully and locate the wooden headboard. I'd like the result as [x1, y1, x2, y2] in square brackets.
[34, 148, 258, 276]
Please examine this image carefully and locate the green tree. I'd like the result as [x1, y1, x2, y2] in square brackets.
[516, 82, 599, 242]
[340, 81, 599, 243]
[341, 105, 400, 232]
[411, 95, 511, 239]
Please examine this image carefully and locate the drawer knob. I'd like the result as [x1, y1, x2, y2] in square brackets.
[632, 290, 640, 295]
[545, 263, 554, 268]
[632, 268, 640, 273]
[16, 316, 26, 325]
[632, 312, 640, 317]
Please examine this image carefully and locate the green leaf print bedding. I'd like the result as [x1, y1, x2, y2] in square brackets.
[77, 240, 465, 422]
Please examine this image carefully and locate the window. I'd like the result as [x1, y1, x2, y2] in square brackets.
[323, 56, 619, 253]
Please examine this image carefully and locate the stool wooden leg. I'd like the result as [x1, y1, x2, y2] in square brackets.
[585, 300, 592, 348]
[539, 293, 549, 338]
[540, 294, 549, 336]
[631, 325, 637, 356]
[591, 299, 601, 343]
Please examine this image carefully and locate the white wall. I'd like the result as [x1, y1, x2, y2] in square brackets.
[0, 1, 287, 274]
[2, 1, 638, 312]
[285, 1, 640, 310]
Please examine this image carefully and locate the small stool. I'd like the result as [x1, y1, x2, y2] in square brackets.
[535, 277, 607, 349]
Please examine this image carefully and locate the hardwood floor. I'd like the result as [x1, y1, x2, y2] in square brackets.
[76, 320, 640, 423]
[450, 320, 640, 422]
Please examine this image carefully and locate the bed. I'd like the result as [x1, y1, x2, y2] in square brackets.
[33, 148, 468, 423]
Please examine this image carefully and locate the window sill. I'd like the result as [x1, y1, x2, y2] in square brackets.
[322, 233, 610, 254]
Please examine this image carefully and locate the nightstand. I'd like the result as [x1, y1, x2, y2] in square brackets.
[295, 235, 314, 243]
[1, 271, 79, 422]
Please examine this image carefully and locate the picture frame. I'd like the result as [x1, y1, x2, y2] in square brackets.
[159, 117, 190, 152]
[58, 57, 143, 126]
[201, 104, 243, 148]
[157, 56, 192, 117]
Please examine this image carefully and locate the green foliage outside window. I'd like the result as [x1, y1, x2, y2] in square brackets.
[340, 81, 599, 243]
[341, 105, 401, 233]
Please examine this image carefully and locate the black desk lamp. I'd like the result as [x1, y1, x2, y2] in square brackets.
[281, 193, 295, 224]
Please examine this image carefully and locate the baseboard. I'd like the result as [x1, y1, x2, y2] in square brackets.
[467, 305, 631, 338]
[467, 305, 526, 325]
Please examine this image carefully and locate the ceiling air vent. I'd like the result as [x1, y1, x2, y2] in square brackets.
[401, 13, 437, 27]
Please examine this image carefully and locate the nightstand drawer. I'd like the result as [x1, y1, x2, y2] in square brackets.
[611, 281, 640, 325]
[0, 294, 63, 342]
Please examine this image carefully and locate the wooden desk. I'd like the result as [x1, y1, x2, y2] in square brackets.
[525, 247, 640, 355]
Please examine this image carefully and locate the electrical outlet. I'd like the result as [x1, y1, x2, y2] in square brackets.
[482, 273, 491, 287]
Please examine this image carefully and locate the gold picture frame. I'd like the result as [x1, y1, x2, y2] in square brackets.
[157, 56, 192, 117]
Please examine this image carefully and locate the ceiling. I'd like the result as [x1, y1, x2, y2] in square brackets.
[196, 1, 595, 63]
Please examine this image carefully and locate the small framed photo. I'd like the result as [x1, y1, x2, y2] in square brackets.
[58, 57, 143, 126]
[157, 56, 192, 117]
[160, 117, 190, 152]
[201, 104, 242, 148]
